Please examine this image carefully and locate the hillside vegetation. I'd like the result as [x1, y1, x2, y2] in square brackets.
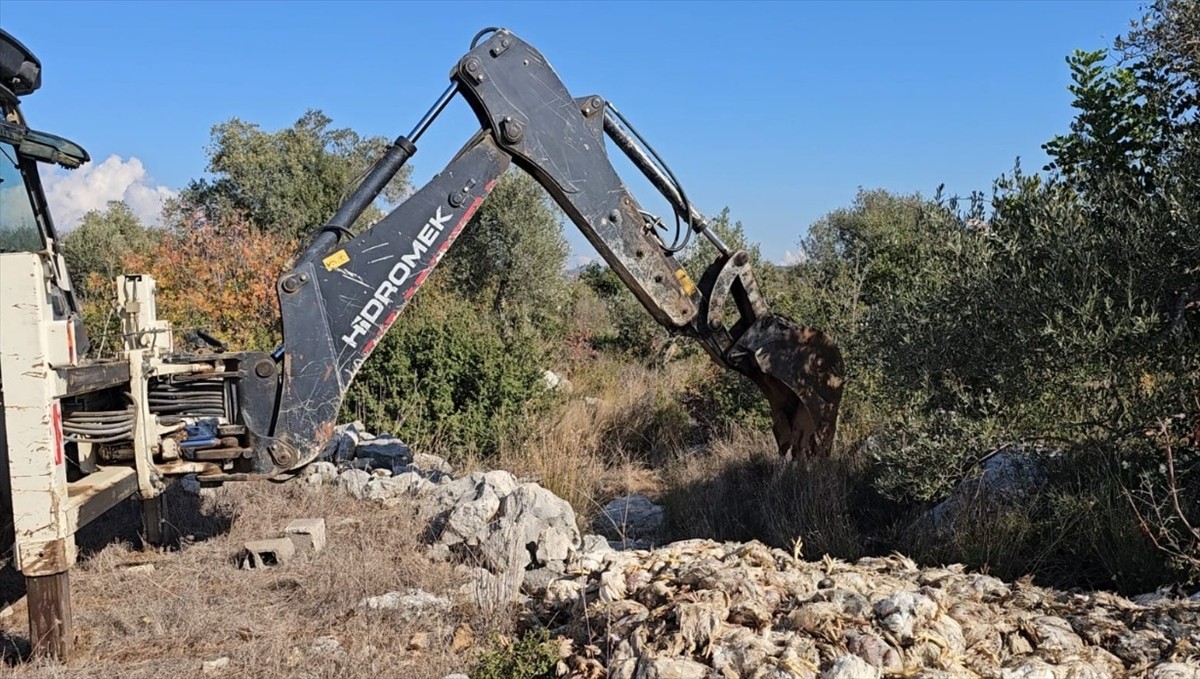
[62, 0, 1198, 595]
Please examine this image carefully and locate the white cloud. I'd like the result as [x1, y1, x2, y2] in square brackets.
[39, 155, 175, 232]
[565, 253, 600, 271]
[779, 249, 807, 266]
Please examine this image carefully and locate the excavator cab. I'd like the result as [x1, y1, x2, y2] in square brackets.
[0, 29, 91, 350]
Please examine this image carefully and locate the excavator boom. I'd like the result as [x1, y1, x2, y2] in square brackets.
[255, 27, 846, 473]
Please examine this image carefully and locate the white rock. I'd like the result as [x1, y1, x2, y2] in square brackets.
[364, 476, 413, 501]
[201, 657, 230, 674]
[338, 468, 371, 499]
[357, 588, 451, 616]
[930, 447, 1053, 529]
[413, 452, 454, 474]
[479, 483, 580, 573]
[310, 461, 339, 483]
[596, 494, 664, 542]
[444, 483, 501, 544]
[577, 534, 614, 572]
[392, 471, 427, 494]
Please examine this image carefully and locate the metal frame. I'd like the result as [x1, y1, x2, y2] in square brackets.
[0, 259, 182, 658]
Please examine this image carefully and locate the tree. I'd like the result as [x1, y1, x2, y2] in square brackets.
[120, 214, 296, 353]
[61, 201, 159, 296]
[179, 109, 411, 241]
[783, 1, 1198, 588]
[58, 202, 161, 355]
[442, 169, 570, 339]
[679, 207, 762, 273]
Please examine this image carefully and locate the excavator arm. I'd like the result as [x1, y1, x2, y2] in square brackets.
[247, 28, 844, 475]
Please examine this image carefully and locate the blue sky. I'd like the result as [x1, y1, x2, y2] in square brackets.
[3, 0, 1142, 264]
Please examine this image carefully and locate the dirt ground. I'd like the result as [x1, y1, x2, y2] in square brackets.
[1, 479, 511, 678]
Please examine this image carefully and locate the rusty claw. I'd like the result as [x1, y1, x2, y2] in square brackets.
[727, 314, 845, 458]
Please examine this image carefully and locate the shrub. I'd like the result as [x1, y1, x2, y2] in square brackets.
[340, 278, 554, 461]
[472, 628, 559, 679]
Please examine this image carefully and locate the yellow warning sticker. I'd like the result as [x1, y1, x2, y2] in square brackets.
[675, 269, 697, 296]
[323, 249, 350, 271]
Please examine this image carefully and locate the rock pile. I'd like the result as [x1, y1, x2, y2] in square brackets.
[306, 423, 582, 605]
[305, 424, 1200, 678]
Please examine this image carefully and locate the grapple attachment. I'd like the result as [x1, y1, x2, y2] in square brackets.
[695, 250, 845, 459]
[727, 314, 845, 458]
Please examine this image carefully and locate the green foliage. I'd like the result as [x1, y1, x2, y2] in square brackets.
[443, 169, 571, 341]
[175, 114, 574, 460]
[679, 207, 762, 273]
[340, 279, 553, 460]
[471, 628, 559, 679]
[339, 170, 570, 461]
[681, 363, 772, 436]
[577, 261, 670, 359]
[61, 201, 159, 296]
[179, 109, 410, 240]
[59, 202, 161, 356]
[756, 0, 1199, 586]
[120, 213, 296, 353]
[868, 405, 1005, 504]
[760, 188, 991, 447]
[575, 206, 761, 364]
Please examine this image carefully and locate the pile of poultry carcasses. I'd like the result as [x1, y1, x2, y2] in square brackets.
[530, 538, 1200, 679]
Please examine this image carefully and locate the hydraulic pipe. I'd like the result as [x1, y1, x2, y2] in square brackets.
[602, 109, 729, 256]
[296, 84, 458, 268]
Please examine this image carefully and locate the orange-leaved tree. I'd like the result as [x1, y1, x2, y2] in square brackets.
[121, 213, 296, 353]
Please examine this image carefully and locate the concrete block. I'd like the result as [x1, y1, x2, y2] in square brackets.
[285, 518, 327, 555]
[241, 537, 295, 569]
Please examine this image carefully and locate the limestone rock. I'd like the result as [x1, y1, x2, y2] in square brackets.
[413, 452, 453, 474]
[357, 588, 450, 620]
[337, 468, 371, 499]
[596, 494, 665, 544]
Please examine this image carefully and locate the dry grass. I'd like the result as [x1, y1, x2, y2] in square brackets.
[493, 357, 697, 529]
[1, 480, 512, 678]
[494, 352, 869, 560]
[661, 424, 866, 560]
